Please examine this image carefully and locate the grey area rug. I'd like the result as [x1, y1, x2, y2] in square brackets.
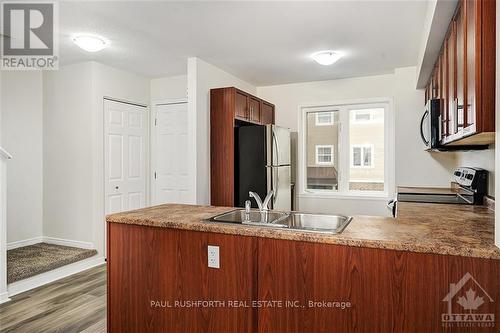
[7, 243, 98, 283]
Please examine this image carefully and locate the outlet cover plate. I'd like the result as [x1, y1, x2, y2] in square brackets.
[207, 245, 220, 269]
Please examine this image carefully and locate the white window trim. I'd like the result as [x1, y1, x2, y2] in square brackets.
[298, 98, 395, 199]
[315, 145, 334, 165]
[315, 112, 334, 126]
[351, 144, 374, 168]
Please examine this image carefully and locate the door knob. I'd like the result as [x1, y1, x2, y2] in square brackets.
[115, 186, 119, 190]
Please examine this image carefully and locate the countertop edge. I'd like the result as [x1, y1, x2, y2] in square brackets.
[106, 216, 500, 261]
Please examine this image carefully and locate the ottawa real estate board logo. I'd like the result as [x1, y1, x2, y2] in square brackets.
[442, 272, 495, 328]
[1, 1, 59, 70]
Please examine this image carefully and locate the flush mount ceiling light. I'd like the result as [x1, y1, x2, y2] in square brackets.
[73, 35, 108, 52]
[311, 50, 343, 66]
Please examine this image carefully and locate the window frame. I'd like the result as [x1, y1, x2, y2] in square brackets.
[298, 98, 394, 200]
[315, 145, 334, 165]
[350, 144, 374, 168]
[315, 112, 334, 126]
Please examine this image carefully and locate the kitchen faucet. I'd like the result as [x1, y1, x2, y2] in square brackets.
[249, 190, 274, 212]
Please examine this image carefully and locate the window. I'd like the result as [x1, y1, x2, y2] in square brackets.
[315, 112, 334, 126]
[351, 109, 383, 123]
[315, 145, 334, 165]
[301, 102, 390, 196]
[306, 110, 339, 191]
[351, 145, 373, 168]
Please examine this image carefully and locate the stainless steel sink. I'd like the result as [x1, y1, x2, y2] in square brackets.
[207, 209, 290, 227]
[205, 210, 352, 234]
[283, 213, 352, 234]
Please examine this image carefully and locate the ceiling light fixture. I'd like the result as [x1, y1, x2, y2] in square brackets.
[73, 35, 108, 52]
[311, 50, 343, 66]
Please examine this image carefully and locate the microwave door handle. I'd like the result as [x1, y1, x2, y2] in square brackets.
[420, 110, 429, 145]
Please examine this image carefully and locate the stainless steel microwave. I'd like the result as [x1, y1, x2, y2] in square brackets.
[420, 99, 441, 150]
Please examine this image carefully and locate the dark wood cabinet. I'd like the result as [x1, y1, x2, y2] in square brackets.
[210, 87, 275, 206]
[249, 96, 261, 123]
[235, 90, 249, 120]
[108, 223, 499, 332]
[258, 237, 499, 333]
[108, 223, 256, 333]
[261, 101, 274, 125]
[425, 0, 495, 146]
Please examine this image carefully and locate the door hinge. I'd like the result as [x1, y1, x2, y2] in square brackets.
[154, 118, 157, 126]
[154, 171, 157, 179]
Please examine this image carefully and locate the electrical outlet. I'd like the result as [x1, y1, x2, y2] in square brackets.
[207, 245, 220, 269]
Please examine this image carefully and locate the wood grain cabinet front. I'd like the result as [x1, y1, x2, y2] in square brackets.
[210, 87, 275, 207]
[249, 96, 261, 123]
[108, 224, 500, 333]
[425, 0, 495, 146]
[107, 223, 256, 333]
[235, 90, 249, 120]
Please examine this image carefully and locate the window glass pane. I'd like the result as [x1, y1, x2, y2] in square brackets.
[315, 112, 333, 125]
[307, 111, 339, 191]
[363, 147, 372, 166]
[352, 147, 361, 166]
[349, 108, 384, 191]
[355, 111, 371, 121]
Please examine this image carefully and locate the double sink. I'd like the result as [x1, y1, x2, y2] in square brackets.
[205, 209, 352, 234]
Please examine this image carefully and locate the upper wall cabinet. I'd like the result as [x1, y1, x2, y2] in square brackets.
[425, 0, 496, 146]
[210, 87, 275, 206]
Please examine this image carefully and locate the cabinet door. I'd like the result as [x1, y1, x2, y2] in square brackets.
[465, 0, 477, 130]
[261, 102, 274, 124]
[438, 54, 446, 139]
[447, 23, 457, 135]
[249, 97, 261, 123]
[235, 90, 249, 120]
[456, 5, 466, 132]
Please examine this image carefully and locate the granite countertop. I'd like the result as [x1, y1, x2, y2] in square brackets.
[106, 202, 500, 260]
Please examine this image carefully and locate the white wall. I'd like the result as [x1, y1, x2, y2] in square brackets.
[188, 57, 256, 204]
[1, 71, 44, 243]
[257, 67, 458, 216]
[43, 63, 95, 246]
[151, 75, 187, 102]
[43, 62, 150, 256]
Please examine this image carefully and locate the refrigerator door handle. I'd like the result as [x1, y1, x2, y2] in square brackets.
[272, 129, 280, 166]
[273, 167, 279, 206]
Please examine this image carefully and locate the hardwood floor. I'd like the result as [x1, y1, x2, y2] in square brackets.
[0, 264, 106, 333]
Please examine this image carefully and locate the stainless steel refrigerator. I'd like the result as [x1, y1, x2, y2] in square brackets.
[236, 125, 291, 211]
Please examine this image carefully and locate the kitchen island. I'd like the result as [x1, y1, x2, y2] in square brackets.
[106, 202, 499, 332]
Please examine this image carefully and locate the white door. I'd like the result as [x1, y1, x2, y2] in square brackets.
[152, 102, 190, 205]
[104, 99, 148, 214]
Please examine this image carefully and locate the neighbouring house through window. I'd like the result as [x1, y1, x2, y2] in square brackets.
[351, 144, 373, 168]
[315, 111, 334, 126]
[302, 103, 389, 195]
[315, 145, 334, 165]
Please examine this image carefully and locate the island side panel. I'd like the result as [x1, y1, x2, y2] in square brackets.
[257, 238, 499, 333]
[107, 223, 256, 333]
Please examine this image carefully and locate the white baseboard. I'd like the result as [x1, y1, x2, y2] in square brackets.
[7, 236, 94, 250]
[43, 237, 94, 249]
[6, 236, 44, 250]
[0, 291, 11, 304]
[7, 256, 105, 298]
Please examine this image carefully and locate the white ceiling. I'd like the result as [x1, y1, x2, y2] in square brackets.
[60, 1, 428, 86]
